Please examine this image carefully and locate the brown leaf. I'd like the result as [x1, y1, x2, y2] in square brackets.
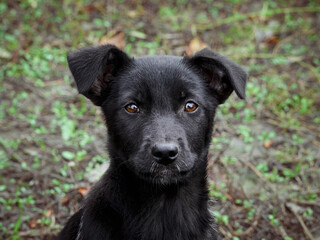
[185, 37, 209, 57]
[264, 35, 279, 46]
[78, 186, 90, 197]
[61, 196, 70, 206]
[263, 140, 273, 148]
[99, 31, 126, 49]
[28, 218, 38, 229]
[83, 5, 96, 13]
[45, 209, 53, 218]
[128, 8, 145, 18]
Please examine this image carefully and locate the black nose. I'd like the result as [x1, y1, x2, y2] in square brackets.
[152, 143, 179, 165]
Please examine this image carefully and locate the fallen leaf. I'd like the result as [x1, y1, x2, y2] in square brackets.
[45, 209, 53, 218]
[128, 9, 145, 18]
[128, 30, 147, 39]
[83, 5, 96, 13]
[99, 31, 126, 49]
[61, 196, 70, 206]
[0, 47, 12, 59]
[28, 218, 38, 229]
[185, 37, 209, 57]
[264, 35, 279, 46]
[263, 140, 273, 148]
[78, 186, 90, 197]
[286, 202, 304, 214]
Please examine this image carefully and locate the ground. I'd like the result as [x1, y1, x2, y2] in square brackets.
[0, 0, 319, 239]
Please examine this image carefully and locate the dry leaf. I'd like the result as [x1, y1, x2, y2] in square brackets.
[263, 140, 273, 148]
[99, 31, 126, 49]
[83, 5, 96, 13]
[128, 9, 145, 18]
[28, 218, 38, 229]
[78, 186, 90, 197]
[264, 35, 279, 46]
[45, 209, 53, 218]
[185, 37, 209, 57]
[61, 196, 70, 206]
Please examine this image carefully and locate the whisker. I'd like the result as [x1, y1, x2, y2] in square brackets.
[176, 164, 180, 173]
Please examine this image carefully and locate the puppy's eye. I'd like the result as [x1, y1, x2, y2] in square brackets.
[184, 101, 198, 112]
[125, 104, 139, 113]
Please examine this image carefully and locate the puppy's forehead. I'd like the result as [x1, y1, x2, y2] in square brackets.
[134, 55, 186, 81]
[120, 55, 204, 98]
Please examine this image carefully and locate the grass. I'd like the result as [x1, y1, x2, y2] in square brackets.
[0, 0, 319, 239]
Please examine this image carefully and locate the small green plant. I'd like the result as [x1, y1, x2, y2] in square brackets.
[213, 210, 229, 224]
[237, 125, 254, 143]
[0, 150, 9, 169]
[282, 162, 301, 179]
[32, 157, 41, 169]
[256, 162, 269, 174]
[268, 214, 279, 226]
[292, 134, 303, 146]
[209, 183, 228, 201]
[211, 135, 229, 151]
[303, 208, 313, 219]
[223, 156, 237, 164]
[258, 131, 276, 142]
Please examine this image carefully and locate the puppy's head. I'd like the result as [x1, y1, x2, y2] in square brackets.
[67, 45, 247, 185]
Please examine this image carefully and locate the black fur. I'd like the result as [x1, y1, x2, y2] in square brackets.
[57, 45, 247, 240]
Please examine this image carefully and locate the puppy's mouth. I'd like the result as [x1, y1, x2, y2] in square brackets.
[139, 164, 191, 184]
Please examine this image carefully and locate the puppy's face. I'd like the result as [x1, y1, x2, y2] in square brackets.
[67, 45, 247, 185]
[102, 56, 217, 184]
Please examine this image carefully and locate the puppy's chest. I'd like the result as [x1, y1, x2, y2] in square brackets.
[125, 197, 204, 240]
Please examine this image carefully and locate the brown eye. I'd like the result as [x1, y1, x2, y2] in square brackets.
[185, 101, 198, 112]
[125, 104, 139, 113]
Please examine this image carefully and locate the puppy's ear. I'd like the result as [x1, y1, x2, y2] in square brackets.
[188, 48, 248, 104]
[67, 44, 132, 106]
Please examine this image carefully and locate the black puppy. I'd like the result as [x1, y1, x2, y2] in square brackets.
[56, 44, 247, 240]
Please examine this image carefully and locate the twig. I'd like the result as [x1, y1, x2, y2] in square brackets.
[226, 208, 261, 236]
[272, 34, 297, 54]
[49, 173, 75, 184]
[297, 61, 320, 83]
[238, 158, 278, 194]
[0, 141, 24, 163]
[238, 158, 265, 181]
[231, 53, 304, 62]
[266, 117, 312, 134]
[219, 226, 232, 240]
[199, 6, 320, 30]
[279, 225, 291, 240]
[273, 29, 315, 55]
[43, 78, 65, 86]
[290, 199, 320, 207]
[286, 203, 315, 240]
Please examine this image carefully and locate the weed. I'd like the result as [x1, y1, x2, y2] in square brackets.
[268, 213, 279, 226]
[213, 210, 229, 224]
[258, 131, 276, 142]
[209, 182, 228, 201]
[237, 125, 254, 143]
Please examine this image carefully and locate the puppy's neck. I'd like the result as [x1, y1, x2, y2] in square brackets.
[104, 164, 212, 239]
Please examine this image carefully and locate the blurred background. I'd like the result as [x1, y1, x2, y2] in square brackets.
[0, 0, 319, 239]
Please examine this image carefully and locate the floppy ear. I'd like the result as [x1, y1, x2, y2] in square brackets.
[67, 44, 132, 106]
[188, 48, 248, 104]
